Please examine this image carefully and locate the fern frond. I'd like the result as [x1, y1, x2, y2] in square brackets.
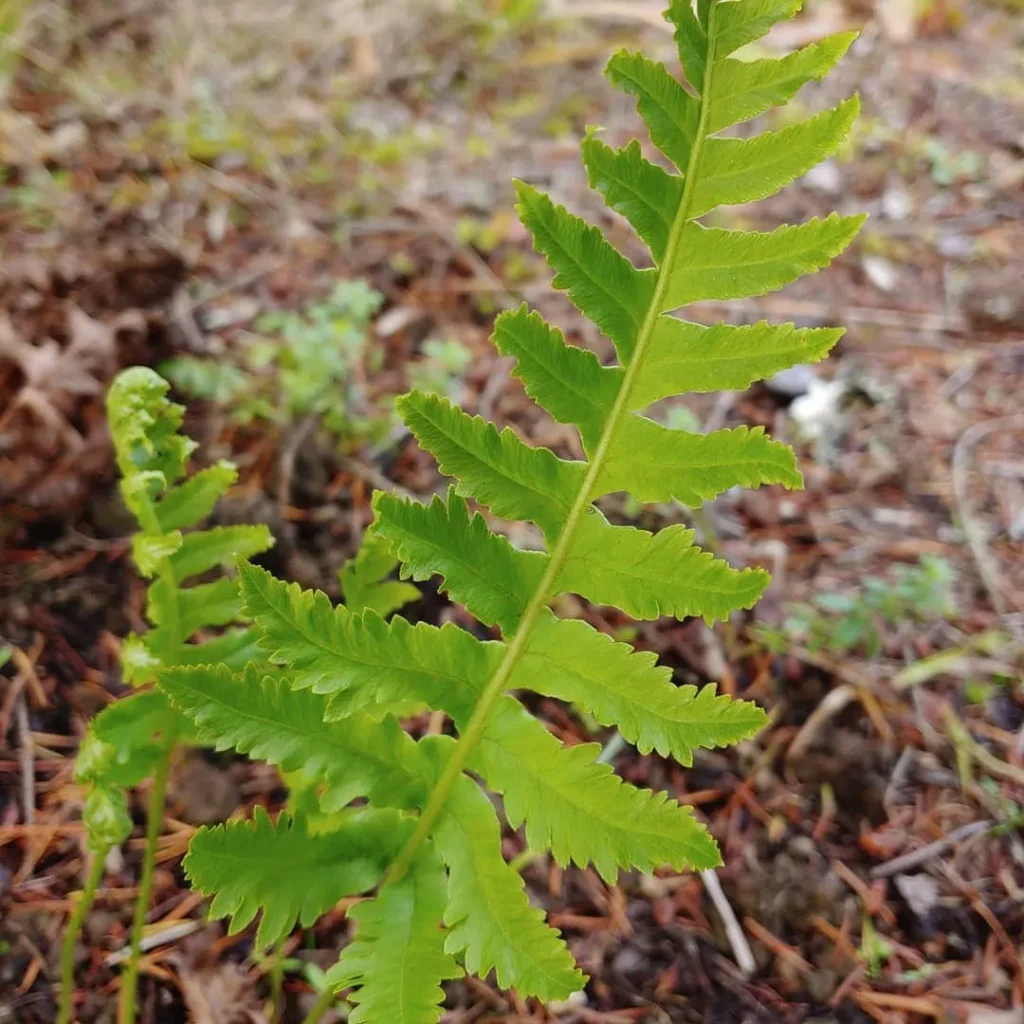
[107, 368, 195, 510]
[83, 784, 133, 854]
[106, 367, 274, 684]
[177, 3, 864, 1013]
[159, 664, 427, 811]
[431, 764, 584, 1000]
[326, 842, 461, 1024]
[74, 363, 276, 925]
[185, 806, 410, 947]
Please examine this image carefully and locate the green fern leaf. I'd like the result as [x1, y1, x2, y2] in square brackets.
[691, 99, 859, 217]
[492, 305, 619, 452]
[599, 420, 802, 505]
[663, 215, 865, 307]
[707, 32, 857, 131]
[517, 615, 767, 764]
[715, 0, 804, 57]
[605, 51, 698, 171]
[83, 783, 133, 853]
[170, 525, 273, 583]
[327, 843, 461, 1024]
[474, 700, 719, 880]
[582, 135, 682, 263]
[85, 690, 190, 788]
[339, 533, 420, 618]
[398, 391, 583, 541]
[238, 561, 497, 724]
[372, 489, 545, 634]
[107, 368, 194, 509]
[630, 319, 843, 409]
[171, 4, 864, 1014]
[178, 627, 265, 671]
[515, 182, 656, 362]
[159, 664, 427, 811]
[102, 365, 274, 696]
[172, 576, 245, 636]
[432, 767, 584, 1000]
[130, 531, 183, 578]
[122, 627, 264, 686]
[185, 806, 410, 947]
[558, 511, 769, 622]
[154, 460, 237, 532]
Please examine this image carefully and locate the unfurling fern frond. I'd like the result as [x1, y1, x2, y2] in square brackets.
[165, 4, 862, 1019]
[77, 368, 274, 797]
[65, 368, 277, 1024]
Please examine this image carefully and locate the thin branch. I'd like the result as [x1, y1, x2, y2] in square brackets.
[702, 869, 756, 976]
[16, 695, 34, 825]
[870, 820, 993, 879]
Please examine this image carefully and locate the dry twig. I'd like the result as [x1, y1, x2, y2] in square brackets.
[702, 869, 756, 976]
[871, 820, 994, 879]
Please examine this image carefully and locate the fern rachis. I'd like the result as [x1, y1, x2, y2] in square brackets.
[164, 3, 864, 1019]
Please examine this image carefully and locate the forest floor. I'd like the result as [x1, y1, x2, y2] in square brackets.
[1, 1, 1023, 1022]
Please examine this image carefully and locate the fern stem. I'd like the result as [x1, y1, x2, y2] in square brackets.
[299, 984, 336, 1024]
[386, 5, 720, 885]
[57, 849, 107, 1024]
[118, 742, 174, 1024]
[269, 938, 286, 1024]
[135, 499, 183, 646]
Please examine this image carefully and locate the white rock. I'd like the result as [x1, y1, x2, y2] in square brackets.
[789, 379, 847, 441]
[802, 159, 842, 196]
[881, 187, 912, 221]
[863, 255, 899, 293]
[766, 364, 818, 399]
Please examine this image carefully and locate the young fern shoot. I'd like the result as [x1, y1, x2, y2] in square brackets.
[64, 368, 273, 1024]
[161, 3, 863, 1020]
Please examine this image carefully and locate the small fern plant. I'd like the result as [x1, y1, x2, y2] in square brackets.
[61, 367, 274, 1024]
[159, 3, 863, 1020]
